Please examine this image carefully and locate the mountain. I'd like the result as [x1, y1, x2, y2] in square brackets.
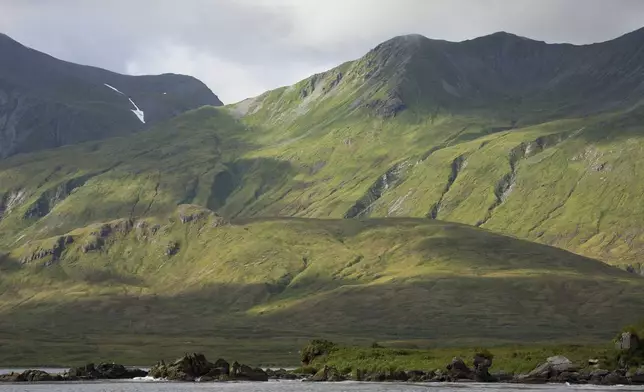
[1, 28, 644, 364]
[0, 33, 222, 158]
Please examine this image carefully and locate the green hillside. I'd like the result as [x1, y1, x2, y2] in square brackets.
[1, 29, 644, 364]
[2, 208, 643, 365]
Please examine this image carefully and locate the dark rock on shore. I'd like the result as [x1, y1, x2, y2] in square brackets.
[308, 365, 346, 382]
[515, 355, 578, 383]
[149, 353, 267, 382]
[231, 361, 269, 381]
[405, 370, 435, 382]
[446, 357, 474, 380]
[0, 363, 146, 383]
[266, 368, 301, 380]
[630, 367, 644, 384]
[68, 362, 147, 380]
[473, 352, 496, 382]
[0, 370, 62, 382]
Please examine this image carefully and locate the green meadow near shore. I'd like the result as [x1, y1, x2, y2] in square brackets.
[306, 343, 614, 375]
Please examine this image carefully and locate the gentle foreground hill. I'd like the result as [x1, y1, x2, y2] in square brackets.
[1, 207, 643, 365]
[0, 33, 222, 158]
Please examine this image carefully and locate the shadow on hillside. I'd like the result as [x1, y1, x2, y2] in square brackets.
[0, 253, 22, 273]
[2, 273, 644, 350]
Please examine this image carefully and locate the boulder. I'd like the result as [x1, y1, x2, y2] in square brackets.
[491, 371, 514, 382]
[149, 353, 214, 381]
[601, 370, 629, 385]
[547, 355, 578, 372]
[630, 368, 644, 384]
[266, 368, 299, 380]
[517, 355, 577, 383]
[203, 358, 230, 379]
[231, 363, 268, 381]
[309, 365, 345, 382]
[0, 372, 20, 382]
[589, 369, 610, 384]
[473, 352, 495, 382]
[554, 371, 580, 384]
[406, 370, 434, 382]
[95, 363, 147, 379]
[17, 370, 54, 382]
[446, 357, 473, 380]
[68, 363, 100, 379]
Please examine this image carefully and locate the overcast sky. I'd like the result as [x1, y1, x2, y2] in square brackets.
[1, 0, 643, 103]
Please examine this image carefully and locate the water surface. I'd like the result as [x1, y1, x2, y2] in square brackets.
[0, 381, 641, 392]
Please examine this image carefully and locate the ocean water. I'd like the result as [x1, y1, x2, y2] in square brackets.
[0, 380, 641, 392]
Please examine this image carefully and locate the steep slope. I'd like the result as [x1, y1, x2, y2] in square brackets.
[0, 33, 222, 157]
[3, 28, 644, 268]
[2, 209, 643, 365]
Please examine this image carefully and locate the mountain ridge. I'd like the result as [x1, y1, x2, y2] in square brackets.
[0, 32, 222, 158]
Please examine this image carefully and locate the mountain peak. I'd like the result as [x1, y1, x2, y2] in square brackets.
[0, 33, 222, 158]
[464, 31, 542, 45]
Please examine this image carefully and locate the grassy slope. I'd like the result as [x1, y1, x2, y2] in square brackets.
[1, 209, 643, 366]
[3, 36, 644, 266]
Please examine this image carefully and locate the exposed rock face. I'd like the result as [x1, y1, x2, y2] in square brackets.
[0, 33, 222, 158]
[19, 235, 73, 264]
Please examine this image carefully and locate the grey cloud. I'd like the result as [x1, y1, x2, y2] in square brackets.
[1, 0, 643, 103]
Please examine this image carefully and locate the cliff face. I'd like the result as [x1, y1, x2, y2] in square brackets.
[0, 33, 223, 158]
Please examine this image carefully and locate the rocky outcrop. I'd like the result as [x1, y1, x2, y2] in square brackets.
[230, 361, 269, 381]
[148, 353, 267, 382]
[265, 368, 301, 380]
[23, 174, 97, 219]
[68, 362, 147, 380]
[0, 363, 146, 382]
[446, 357, 474, 380]
[516, 355, 579, 383]
[19, 235, 73, 264]
[0, 370, 61, 382]
[473, 352, 496, 382]
[630, 367, 644, 384]
[308, 365, 346, 382]
[344, 162, 409, 218]
[428, 154, 466, 219]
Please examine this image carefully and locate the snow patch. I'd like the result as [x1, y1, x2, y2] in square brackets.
[129, 98, 145, 124]
[104, 83, 145, 123]
[104, 83, 124, 95]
